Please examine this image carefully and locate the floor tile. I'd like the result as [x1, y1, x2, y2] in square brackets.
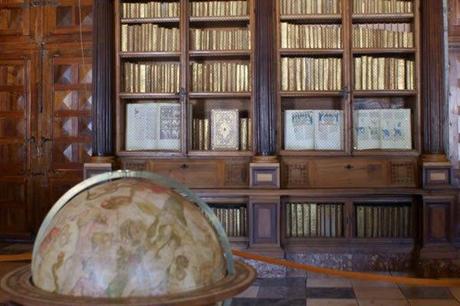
[306, 288, 356, 299]
[287, 268, 307, 278]
[256, 277, 306, 288]
[400, 286, 453, 299]
[307, 299, 358, 306]
[307, 278, 352, 288]
[408, 299, 460, 306]
[255, 299, 306, 306]
[257, 286, 288, 299]
[451, 287, 460, 302]
[353, 287, 405, 300]
[231, 298, 258, 306]
[352, 279, 398, 288]
[236, 286, 259, 298]
[358, 299, 409, 306]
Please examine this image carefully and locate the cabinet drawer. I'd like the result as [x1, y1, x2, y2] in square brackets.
[148, 160, 225, 188]
[282, 158, 418, 188]
[310, 159, 387, 188]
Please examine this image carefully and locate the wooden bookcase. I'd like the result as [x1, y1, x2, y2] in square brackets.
[109, 0, 458, 268]
[276, 0, 420, 156]
[115, 0, 255, 158]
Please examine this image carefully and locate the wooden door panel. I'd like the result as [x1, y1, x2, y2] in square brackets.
[450, 0, 460, 42]
[44, 0, 93, 42]
[0, 177, 31, 239]
[0, 58, 31, 176]
[0, 0, 31, 37]
[44, 53, 93, 172]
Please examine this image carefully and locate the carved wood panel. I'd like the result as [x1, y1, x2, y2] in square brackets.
[0, 177, 31, 239]
[448, 50, 460, 167]
[0, 0, 31, 38]
[423, 197, 455, 246]
[449, 0, 460, 43]
[44, 0, 93, 37]
[249, 198, 280, 246]
[43, 51, 93, 172]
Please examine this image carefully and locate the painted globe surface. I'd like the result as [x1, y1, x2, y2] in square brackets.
[31, 178, 226, 298]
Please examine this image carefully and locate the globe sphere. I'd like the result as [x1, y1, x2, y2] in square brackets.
[31, 177, 226, 298]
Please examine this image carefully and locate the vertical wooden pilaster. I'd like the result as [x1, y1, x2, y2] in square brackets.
[91, 0, 115, 159]
[254, 0, 276, 156]
[421, 0, 448, 158]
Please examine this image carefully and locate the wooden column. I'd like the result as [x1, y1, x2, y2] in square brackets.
[86, 0, 115, 176]
[91, 0, 115, 160]
[254, 0, 276, 156]
[421, 0, 452, 188]
[421, 0, 448, 159]
[250, 0, 280, 187]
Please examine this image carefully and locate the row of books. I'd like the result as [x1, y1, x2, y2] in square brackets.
[284, 110, 343, 151]
[120, 24, 180, 52]
[356, 205, 411, 238]
[191, 1, 248, 17]
[191, 62, 251, 92]
[280, 0, 341, 15]
[190, 28, 251, 51]
[352, 24, 414, 49]
[121, 1, 180, 19]
[192, 116, 252, 151]
[123, 62, 180, 93]
[281, 57, 342, 91]
[354, 56, 415, 91]
[354, 108, 411, 150]
[211, 206, 248, 237]
[286, 203, 343, 238]
[353, 0, 413, 14]
[280, 23, 342, 49]
[125, 102, 181, 151]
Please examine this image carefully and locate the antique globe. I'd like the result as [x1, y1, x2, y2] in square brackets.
[1, 171, 255, 306]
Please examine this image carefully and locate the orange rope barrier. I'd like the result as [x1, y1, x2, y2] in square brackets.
[233, 249, 460, 287]
[0, 252, 32, 263]
[2, 250, 460, 287]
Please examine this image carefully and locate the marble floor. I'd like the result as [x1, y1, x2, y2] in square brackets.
[1, 244, 460, 306]
[231, 273, 460, 306]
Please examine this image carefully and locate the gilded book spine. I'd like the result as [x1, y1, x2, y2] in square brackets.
[203, 119, 210, 150]
[240, 118, 248, 151]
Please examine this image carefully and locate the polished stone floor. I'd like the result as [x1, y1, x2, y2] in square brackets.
[1, 244, 460, 306]
[231, 272, 460, 306]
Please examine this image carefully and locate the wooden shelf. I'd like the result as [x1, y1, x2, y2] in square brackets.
[188, 150, 253, 157]
[280, 14, 342, 23]
[279, 150, 347, 157]
[117, 151, 185, 158]
[352, 13, 414, 23]
[352, 48, 416, 55]
[119, 52, 181, 58]
[353, 90, 417, 97]
[119, 93, 180, 99]
[280, 49, 343, 56]
[189, 92, 252, 99]
[280, 91, 344, 98]
[189, 50, 251, 58]
[189, 16, 250, 23]
[352, 150, 420, 157]
[121, 17, 180, 24]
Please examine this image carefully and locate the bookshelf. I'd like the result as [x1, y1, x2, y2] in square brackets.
[276, 0, 420, 156]
[277, 0, 420, 251]
[115, 0, 254, 157]
[108, 0, 457, 270]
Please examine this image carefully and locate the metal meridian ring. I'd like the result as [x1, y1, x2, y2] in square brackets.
[32, 170, 235, 276]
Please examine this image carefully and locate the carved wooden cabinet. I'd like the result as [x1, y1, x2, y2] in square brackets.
[0, 0, 94, 239]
